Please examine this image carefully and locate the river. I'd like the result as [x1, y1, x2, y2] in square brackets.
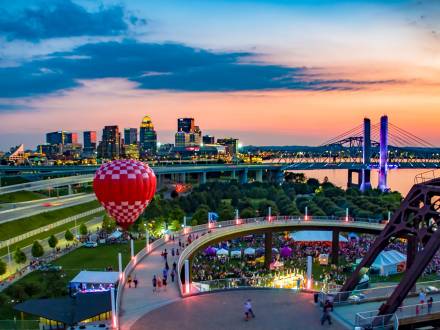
[288, 169, 427, 196]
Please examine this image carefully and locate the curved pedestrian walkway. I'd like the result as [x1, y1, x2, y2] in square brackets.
[119, 233, 197, 330]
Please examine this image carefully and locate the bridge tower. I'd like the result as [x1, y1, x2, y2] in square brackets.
[360, 118, 372, 191]
[378, 115, 388, 191]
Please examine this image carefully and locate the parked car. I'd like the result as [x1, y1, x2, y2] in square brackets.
[424, 286, 439, 293]
[83, 241, 98, 248]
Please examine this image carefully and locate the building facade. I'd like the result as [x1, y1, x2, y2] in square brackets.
[217, 138, 239, 156]
[83, 131, 97, 155]
[97, 125, 121, 159]
[124, 128, 138, 145]
[139, 116, 157, 157]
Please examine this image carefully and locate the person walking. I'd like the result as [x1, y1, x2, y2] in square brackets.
[165, 260, 170, 271]
[127, 275, 132, 288]
[245, 299, 255, 319]
[419, 290, 426, 309]
[157, 276, 162, 292]
[321, 299, 333, 325]
[163, 275, 167, 291]
[172, 261, 177, 272]
[133, 274, 138, 288]
[172, 248, 175, 257]
[428, 296, 433, 314]
[171, 269, 176, 282]
[152, 275, 157, 292]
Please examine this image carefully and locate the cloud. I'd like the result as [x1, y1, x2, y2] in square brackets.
[0, 39, 399, 98]
[0, 0, 144, 41]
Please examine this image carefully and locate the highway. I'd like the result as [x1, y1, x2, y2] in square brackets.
[0, 193, 96, 224]
[0, 215, 103, 283]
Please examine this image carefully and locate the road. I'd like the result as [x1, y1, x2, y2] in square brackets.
[0, 215, 103, 283]
[0, 193, 96, 223]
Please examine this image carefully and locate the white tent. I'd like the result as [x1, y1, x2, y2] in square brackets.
[108, 230, 123, 240]
[356, 250, 406, 276]
[70, 271, 119, 285]
[290, 231, 348, 243]
[216, 248, 229, 256]
[244, 247, 256, 255]
[231, 250, 242, 258]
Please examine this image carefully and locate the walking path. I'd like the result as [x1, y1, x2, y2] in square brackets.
[119, 235, 185, 330]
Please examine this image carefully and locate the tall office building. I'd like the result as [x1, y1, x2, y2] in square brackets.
[175, 118, 201, 147]
[177, 118, 195, 133]
[97, 125, 121, 159]
[139, 116, 157, 157]
[83, 131, 97, 155]
[124, 128, 138, 145]
[46, 131, 78, 145]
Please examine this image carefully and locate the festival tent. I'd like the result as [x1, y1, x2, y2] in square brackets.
[244, 247, 256, 255]
[216, 248, 229, 256]
[205, 247, 217, 256]
[231, 250, 242, 258]
[108, 230, 123, 240]
[356, 250, 406, 276]
[348, 233, 359, 241]
[290, 231, 348, 243]
[280, 247, 292, 258]
[272, 248, 279, 254]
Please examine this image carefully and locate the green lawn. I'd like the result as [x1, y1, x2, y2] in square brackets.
[0, 239, 147, 320]
[0, 211, 105, 257]
[0, 191, 47, 204]
[0, 200, 100, 241]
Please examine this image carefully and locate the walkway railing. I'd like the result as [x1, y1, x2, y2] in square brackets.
[354, 311, 398, 329]
[415, 169, 440, 184]
[323, 280, 440, 306]
[176, 215, 385, 297]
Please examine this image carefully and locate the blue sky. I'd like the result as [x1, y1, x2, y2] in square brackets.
[0, 0, 439, 149]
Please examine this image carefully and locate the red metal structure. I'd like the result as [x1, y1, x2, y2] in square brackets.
[340, 176, 440, 317]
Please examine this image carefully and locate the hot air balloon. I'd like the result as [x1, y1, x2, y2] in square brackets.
[93, 159, 156, 229]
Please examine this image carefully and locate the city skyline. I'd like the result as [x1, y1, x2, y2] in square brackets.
[1, 0, 440, 149]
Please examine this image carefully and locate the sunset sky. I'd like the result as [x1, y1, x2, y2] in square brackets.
[1, 0, 439, 149]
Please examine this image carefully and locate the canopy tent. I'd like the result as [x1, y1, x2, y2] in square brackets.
[244, 247, 256, 255]
[290, 231, 348, 243]
[216, 248, 229, 256]
[108, 230, 123, 240]
[272, 248, 279, 254]
[204, 247, 217, 256]
[280, 246, 292, 258]
[348, 233, 359, 241]
[231, 250, 242, 258]
[70, 271, 119, 285]
[356, 250, 406, 276]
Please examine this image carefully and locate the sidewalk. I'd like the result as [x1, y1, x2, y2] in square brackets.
[119, 236, 183, 330]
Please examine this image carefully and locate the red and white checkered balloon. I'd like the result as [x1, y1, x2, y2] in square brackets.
[93, 159, 156, 229]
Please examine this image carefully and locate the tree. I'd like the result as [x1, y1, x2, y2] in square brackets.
[64, 229, 74, 241]
[79, 223, 88, 236]
[31, 241, 44, 258]
[0, 259, 6, 276]
[169, 220, 181, 231]
[218, 202, 235, 221]
[14, 248, 27, 264]
[102, 215, 116, 233]
[191, 205, 210, 224]
[48, 235, 58, 250]
[240, 207, 256, 219]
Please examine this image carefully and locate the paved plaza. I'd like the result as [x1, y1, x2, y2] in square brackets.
[131, 290, 346, 330]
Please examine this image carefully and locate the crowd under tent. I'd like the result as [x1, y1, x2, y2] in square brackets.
[290, 231, 348, 243]
[69, 271, 119, 295]
[244, 247, 256, 255]
[14, 291, 112, 329]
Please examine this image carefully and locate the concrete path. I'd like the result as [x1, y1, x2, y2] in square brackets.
[131, 290, 345, 330]
[119, 235, 184, 330]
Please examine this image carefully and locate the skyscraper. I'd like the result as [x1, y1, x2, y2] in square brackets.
[83, 131, 97, 155]
[217, 138, 239, 156]
[175, 118, 202, 147]
[139, 116, 157, 157]
[202, 135, 215, 145]
[97, 125, 121, 159]
[177, 118, 194, 133]
[124, 128, 138, 145]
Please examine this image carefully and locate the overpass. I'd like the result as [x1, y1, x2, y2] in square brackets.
[0, 164, 283, 195]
